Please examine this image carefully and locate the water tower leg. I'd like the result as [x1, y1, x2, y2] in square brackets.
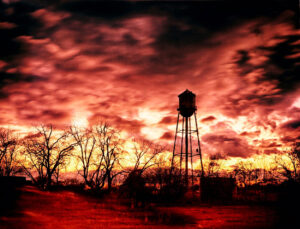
[180, 116, 184, 175]
[194, 112, 204, 177]
[189, 117, 194, 187]
[185, 116, 189, 186]
[171, 112, 180, 173]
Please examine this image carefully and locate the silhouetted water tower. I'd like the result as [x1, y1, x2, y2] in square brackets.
[171, 89, 204, 185]
[178, 90, 196, 118]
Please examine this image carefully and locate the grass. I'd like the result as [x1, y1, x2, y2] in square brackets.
[0, 185, 284, 229]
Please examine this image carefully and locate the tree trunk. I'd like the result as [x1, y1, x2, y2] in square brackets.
[46, 174, 52, 189]
[107, 171, 112, 191]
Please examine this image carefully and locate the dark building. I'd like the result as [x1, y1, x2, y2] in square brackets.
[201, 177, 236, 202]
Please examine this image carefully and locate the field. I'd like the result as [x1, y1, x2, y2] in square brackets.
[0, 186, 280, 229]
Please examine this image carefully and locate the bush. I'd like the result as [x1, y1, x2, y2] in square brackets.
[120, 170, 152, 207]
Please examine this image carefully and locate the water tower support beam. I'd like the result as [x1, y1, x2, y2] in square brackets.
[194, 112, 204, 177]
[180, 116, 184, 175]
[185, 116, 189, 185]
[189, 117, 194, 186]
[171, 112, 180, 173]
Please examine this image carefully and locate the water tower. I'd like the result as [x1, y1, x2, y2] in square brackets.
[171, 89, 204, 185]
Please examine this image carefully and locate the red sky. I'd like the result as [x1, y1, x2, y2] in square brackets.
[0, 0, 299, 159]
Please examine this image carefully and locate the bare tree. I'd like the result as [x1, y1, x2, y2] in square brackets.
[274, 143, 300, 182]
[128, 139, 164, 176]
[144, 155, 177, 190]
[70, 123, 123, 191]
[255, 154, 278, 184]
[121, 139, 164, 200]
[70, 126, 97, 188]
[0, 128, 21, 176]
[94, 123, 124, 191]
[233, 161, 257, 187]
[204, 153, 224, 178]
[119, 139, 164, 207]
[22, 125, 75, 189]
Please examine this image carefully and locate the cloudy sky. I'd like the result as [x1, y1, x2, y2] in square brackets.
[0, 0, 299, 159]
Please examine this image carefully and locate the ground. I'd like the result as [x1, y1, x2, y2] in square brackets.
[0, 186, 278, 228]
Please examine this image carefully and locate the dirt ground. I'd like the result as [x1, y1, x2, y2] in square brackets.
[0, 186, 279, 229]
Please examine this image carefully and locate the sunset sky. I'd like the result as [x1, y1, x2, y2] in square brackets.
[0, 0, 299, 160]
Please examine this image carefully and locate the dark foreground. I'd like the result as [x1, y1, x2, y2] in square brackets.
[0, 186, 283, 228]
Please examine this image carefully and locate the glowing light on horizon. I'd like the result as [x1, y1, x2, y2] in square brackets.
[71, 111, 90, 128]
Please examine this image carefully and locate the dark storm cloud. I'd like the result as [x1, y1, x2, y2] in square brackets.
[159, 116, 177, 125]
[220, 31, 300, 118]
[160, 131, 173, 140]
[17, 109, 68, 123]
[262, 34, 300, 94]
[58, 1, 299, 50]
[59, 0, 143, 20]
[151, 0, 298, 61]
[201, 116, 216, 123]
[88, 112, 145, 134]
[202, 131, 256, 158]
[281, 136, 300, 144]
[0, 1, 44, 100]
[0, 1, 41, 61]
[235, 35, 300, 94]
[281, 119, 300, 130]
[0, 71, 43, 98]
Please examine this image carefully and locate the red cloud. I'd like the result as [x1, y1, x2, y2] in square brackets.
[0, 5, 299, 159]
[201, 116, 216, 123]
[159, 116, 177, 125]
[160, 131, 173, 140]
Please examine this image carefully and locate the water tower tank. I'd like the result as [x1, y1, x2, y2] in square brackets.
[178, 89, 196, 117]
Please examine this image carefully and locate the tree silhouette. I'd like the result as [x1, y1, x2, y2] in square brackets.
[204, 153, 224, 178]
[94, 123, 123, 191]
[71, 123, 123, 191]
[70, 126, 96, 188]
[233, 161, 257, 187]
[22, 125, 75, 189]
[274, 142, 300, 182]
[128, 139, 164, 176]
[121, 139, 165, 206]
[0, 128, 21, 176]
